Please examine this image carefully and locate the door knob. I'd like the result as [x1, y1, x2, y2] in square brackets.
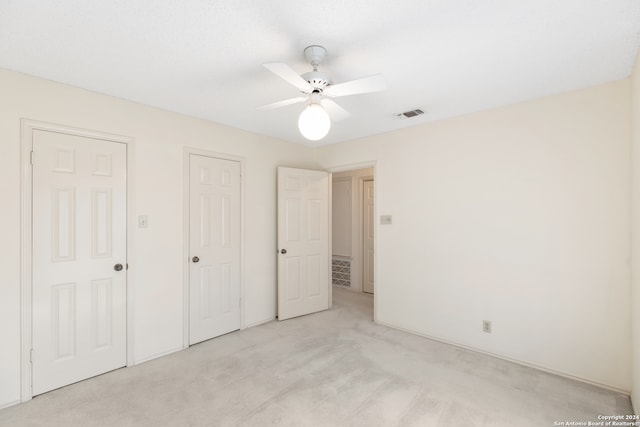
[192, 256, 200, 263]
[280, 249, 287, 254]
[114, 263, 123, 271]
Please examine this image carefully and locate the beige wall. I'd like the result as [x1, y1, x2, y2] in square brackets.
[332, 177, 352, 257]
[316, 80, 632, 391]
[1, 65, 635, 408]
[0, 68, 316, 408]
[631, 51, 640, 412]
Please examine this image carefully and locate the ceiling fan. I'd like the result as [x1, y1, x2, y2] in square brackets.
[258, 45, 386, 141]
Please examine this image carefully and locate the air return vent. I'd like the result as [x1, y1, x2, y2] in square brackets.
[332, 256, 351, 288]
[396, 108, 424, 119]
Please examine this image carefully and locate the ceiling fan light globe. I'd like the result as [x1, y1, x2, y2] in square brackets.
[298, 104, 331, 141]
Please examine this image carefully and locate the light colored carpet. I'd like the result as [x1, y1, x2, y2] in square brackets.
[0, 287, 633, 426]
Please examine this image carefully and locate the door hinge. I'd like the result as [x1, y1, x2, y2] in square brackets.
[30, 349, 34, 363]
[30, 151, 34, 165]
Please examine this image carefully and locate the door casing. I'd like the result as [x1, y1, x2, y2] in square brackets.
[182, 147, 245, 349]
[20, 119, 136, 402]
[362, 179, 375, 294]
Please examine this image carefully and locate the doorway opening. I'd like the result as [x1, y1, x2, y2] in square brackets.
[331, 167, 375, 318]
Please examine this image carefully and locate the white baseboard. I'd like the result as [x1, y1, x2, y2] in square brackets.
[133, 346, 183, 365]
[375, 320, 631, 396]
[245, 317, 276, 329]
[0, 399, 22, 410]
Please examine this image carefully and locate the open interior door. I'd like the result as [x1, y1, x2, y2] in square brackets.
[277, 167, 330, 320]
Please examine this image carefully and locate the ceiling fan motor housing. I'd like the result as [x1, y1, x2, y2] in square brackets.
[301, 71, 332, 92]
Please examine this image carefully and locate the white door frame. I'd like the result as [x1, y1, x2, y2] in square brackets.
[20, 119, 136, 402]
[326, 161, 377, 321]
[182, 147, 245, 349]
[361, 178, 375, 294]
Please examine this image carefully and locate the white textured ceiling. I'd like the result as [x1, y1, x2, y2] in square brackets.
[1, 1, 639, 145]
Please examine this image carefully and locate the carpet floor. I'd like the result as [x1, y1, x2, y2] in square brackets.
[0, 287, 633, 426]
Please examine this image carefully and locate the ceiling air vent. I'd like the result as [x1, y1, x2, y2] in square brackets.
[396, 108, 424, 119]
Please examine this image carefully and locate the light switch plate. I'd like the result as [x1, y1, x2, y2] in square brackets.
[380, 215, 392, 225]
[138, 215, 148, 228]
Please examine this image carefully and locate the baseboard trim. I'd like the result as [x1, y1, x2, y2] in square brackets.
[133, 346, 183, 365]
[375, 320, 631, 396]
[245, 317, 276, 329]
[134, 319, 276, 365]
[0, 399, 21, 410]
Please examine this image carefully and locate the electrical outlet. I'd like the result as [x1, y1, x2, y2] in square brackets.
[483, 320, 492, 333]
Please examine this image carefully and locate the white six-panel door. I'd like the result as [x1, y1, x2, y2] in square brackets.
[32, 130, 127, 395]
[189, 154, 241, 345]
[277, 167, 330, 320]
[362, 180, 375, 294]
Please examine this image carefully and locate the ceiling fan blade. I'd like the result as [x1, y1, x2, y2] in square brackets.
[320, 98, 351, 122]
[257, 96, 307, 110]
[263, 63, 312, 93]
[324, 74, 386, 98]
